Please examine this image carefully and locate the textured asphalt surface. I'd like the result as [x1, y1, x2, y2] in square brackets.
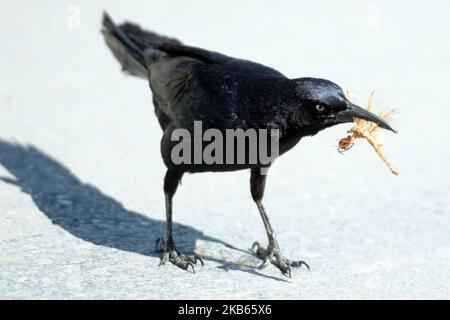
[1, 1, 450, 299]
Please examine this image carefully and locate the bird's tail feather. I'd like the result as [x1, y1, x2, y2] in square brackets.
[101, 12, 181, 79]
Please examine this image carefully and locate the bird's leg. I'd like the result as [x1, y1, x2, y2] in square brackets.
[156, 170, 203, 273]
[250, 167, 309, 277]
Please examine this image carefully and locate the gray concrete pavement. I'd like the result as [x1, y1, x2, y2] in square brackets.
[1, 0, 449, 299]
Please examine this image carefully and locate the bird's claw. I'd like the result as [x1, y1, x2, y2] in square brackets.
[194, 255, 204, 266]
[156, 236, 204, 273]
[252, 240, 309, 277]
[257, 258, 271, 270]
[289, 259, 310, 270]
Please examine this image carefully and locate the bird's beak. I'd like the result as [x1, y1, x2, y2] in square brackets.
[335, 102, 397, 133]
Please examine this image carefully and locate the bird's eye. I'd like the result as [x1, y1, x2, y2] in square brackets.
[315, 104, 326, 112]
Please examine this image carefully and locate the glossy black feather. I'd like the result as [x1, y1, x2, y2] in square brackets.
[102, 12, 348, 172]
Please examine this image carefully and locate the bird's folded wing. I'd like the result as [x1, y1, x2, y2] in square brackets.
[154, 43, 215, 64]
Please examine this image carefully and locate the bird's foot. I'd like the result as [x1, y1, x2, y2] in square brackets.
[252, 241, 309, 278]
[156, 236, 204, 273]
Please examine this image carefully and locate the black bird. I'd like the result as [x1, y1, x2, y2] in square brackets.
[101, 13, 396, 277]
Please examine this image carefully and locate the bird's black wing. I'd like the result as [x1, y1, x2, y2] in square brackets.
[153, 42, 285, 78]
[148, 56, 290, 133]
[102, 13, 288, 131]
[144, 42, 288, 131]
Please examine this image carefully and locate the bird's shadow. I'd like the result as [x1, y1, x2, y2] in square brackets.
[0, 140, 288, 282]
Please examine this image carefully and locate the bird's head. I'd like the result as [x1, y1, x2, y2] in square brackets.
[292, 77, 397, 134]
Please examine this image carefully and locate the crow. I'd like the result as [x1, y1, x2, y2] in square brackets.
[101, 12, 396, 277]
